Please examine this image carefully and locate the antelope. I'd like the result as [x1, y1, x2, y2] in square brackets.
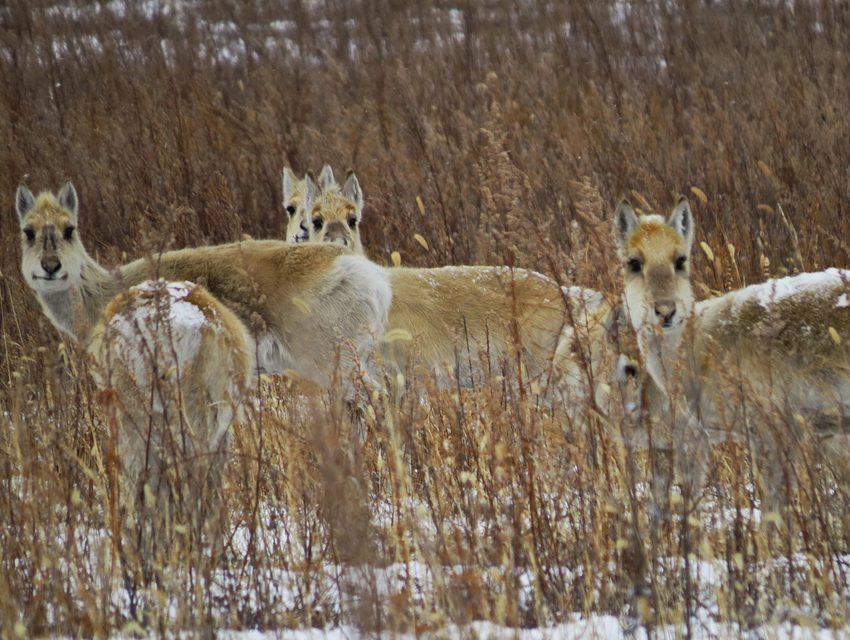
[16, 182, 392, 389]
[87, 279, 252, 579]
[283, 165, 337, 244]
[300, 169, 364, 253]
[615, 197, 850, 508]
[382, 265, 610, 392]
[285, 168, 615, 393]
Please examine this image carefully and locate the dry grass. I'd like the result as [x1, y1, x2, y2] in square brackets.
[3, 0, 850, 636]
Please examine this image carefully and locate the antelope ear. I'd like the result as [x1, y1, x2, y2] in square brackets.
[341, 172, 363, 213]
[667, 196, 694, 253]
[602, 303, 622, 347]
[318, 165, 336, 192]
[15, 185, 36, 222]
[58, 181, 79, 222]
[282, 167, 301, 213]
[303, 172, 321, 211]
[614, 199, 638, 255]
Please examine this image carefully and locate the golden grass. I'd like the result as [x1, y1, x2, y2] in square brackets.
[3, 0, 850, 636]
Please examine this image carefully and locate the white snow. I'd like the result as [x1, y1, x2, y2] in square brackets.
[106, 279, 207, 385]
[725, 268, 850, 308]
[124, 279, 207, 331]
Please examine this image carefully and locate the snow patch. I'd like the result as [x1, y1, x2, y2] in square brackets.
[730, 268, 850, 308]
[106, 279, 207, 385]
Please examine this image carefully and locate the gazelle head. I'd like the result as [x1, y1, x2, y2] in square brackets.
[301, 169, 364, 254]
[282, 167, 308, 242]
[16, 182, 87, 295]
[614, 197, 695, 333]
[283, 165, 339, 243]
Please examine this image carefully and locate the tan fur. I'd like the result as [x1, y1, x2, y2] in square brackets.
[383, 266, 606, 390]
[87, 280, 252, 573]
[615, 197, 850, 506]
[691, 272, 850, 432]
[88, 280, 252, 488]
[285, 171, 612, 392]
[301, 170, 363, 253]
[16, 182, 392, 388]
[284, 165, 342, 245]
[282, 167, 307, 242]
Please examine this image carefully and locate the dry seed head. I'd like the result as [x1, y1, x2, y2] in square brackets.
[291, 297, 312, 314]
[414, 234, 429, 250]
[630, 189, 652, 210]
[416, 196, 426, 216]
[757, 160, 772, 177]
[391, 251, 401, 266]
[384, 328, 413, 342]
[690, 186, 707, 203]
[144, 483, 156, 507]
[700, 241, 715, 262]
[757, 204, 774, 214]
[829, 327, 841, 345]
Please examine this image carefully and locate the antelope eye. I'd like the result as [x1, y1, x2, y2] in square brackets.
[23, 228, 35, 241]
[312, 217, 323, 230]
[627, 258, 642, 273]
[64, 225, 76, 240]
[675, 256, 687, 271]
[347, 216, 358, 229]
[285, 204, 296, 217]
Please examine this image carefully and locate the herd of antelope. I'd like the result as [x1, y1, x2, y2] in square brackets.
[14, 169, 850, 570]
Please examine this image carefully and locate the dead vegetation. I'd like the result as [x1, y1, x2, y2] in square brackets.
[2, 0, 850, 636]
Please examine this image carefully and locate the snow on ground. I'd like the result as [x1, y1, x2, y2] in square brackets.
[33, 488, 850, 640]
[163, 616, 850, 639]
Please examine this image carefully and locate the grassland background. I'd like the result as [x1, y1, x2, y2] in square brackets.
[3, 0, 850, 637]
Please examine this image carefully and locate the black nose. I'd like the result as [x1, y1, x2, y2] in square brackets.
[655, 304, 676, 326]
[41, 256, 61, 276]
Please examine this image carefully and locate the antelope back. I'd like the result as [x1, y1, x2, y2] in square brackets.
[382, 266, 573, 388]
[87, 279, 253, 451]
[118, 241, 392, 387]
[695, 268, 850, 425]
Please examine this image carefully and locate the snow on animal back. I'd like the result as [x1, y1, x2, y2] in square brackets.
[732, 268, 850, 309]
[105, 280, 209, 386]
